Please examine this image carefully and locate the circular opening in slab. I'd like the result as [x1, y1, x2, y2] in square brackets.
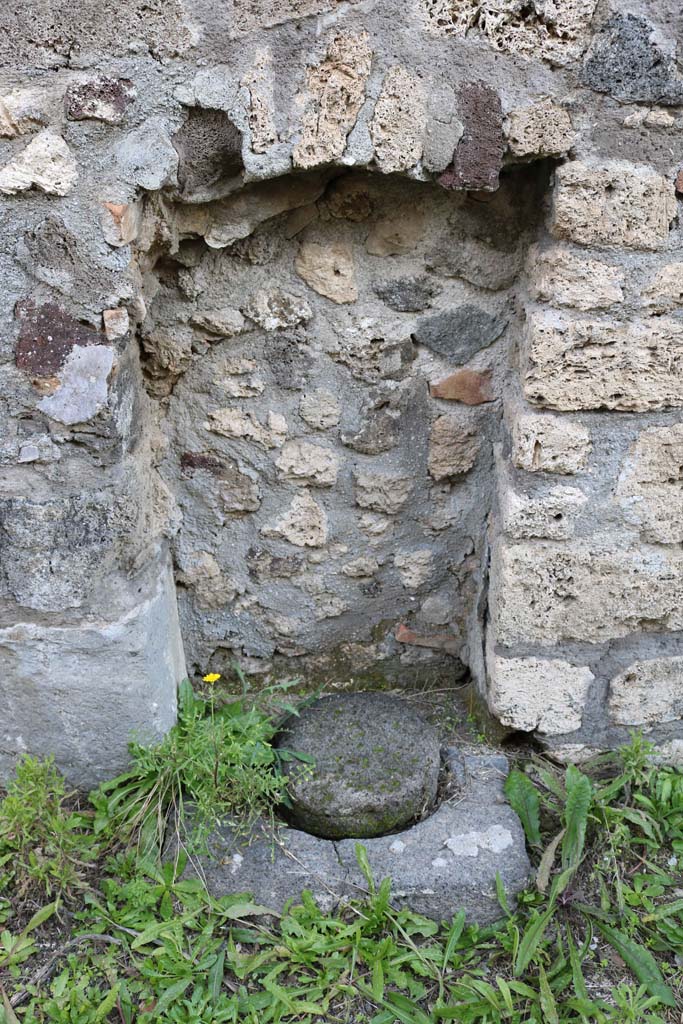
[274, 692, 443, 840]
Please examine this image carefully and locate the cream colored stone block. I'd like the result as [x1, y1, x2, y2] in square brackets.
[506, 100, 574, 157]
[298, 390, 341, 430]
[490, 539, 683, 646]
[261, 491, 328, 547]
[296, 239, 357, 304]
[523, 310, 683, 412]
[608, 657, 683, 726]
[617, 424, 683, 543]
[394, 549, 434, 589]
[293, 32, 372, 169]
[0, 130, 78, 196]
[487, 648, 594, 735]
[526, 245, 624, 311]
[641, 263, 683, 314]
[428, 414, 480, 481]
[550, 161, 676, 251]
[370, 66, 425, 173]
[500, 482, 587, 540]
[354, 471, 413, 514]
[511, 408, 591, 474]
[205, 409, 287, 449]
[276, 440, 339, 487]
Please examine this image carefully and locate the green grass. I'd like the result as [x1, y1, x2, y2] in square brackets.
[0, 694, 681, 1023]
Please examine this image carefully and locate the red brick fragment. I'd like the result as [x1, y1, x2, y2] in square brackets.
[430, 369, 494, 405]
[395, 624, 460, 656]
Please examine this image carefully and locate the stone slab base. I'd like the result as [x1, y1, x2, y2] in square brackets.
[0, 558, 184, 789]
[181, 752, 530, 923]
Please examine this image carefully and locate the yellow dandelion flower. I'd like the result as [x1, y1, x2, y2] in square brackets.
[202, 672, 221, 685]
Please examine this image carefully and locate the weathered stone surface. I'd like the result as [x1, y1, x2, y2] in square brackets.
[200, 175, 328, 249]
[276, 440, 339, 487]
[191, 308, 245, 336]
[0, 85, 61, 137]
[103, 308, 130, 341]
[506, 99, 574, 157]
[428, 414, 480, 480]
[0, 131, 77, 195]
[526, 245, 624, 311]
[413, 307, 507, 361]
[439, 82, 503, 191]
[180, 452, 261, 514]
[500, 479, 587, 540]
[293, 32, 372, 169]
[550, 162, 676, 251]
[354, 471, 413, 514]
[298, 390, 341, 430]
[37, 345, 114, 426]
[423, 83, 463, 173]
[582, 14, 683, 105]
[101, 201, 142, 248]
[243, 289, 312, 330]
[523, 311, 683, 412]
[0, 562, 183, 787]
[337, 753, 530, 922]
[366, 206, 427, 256]
[617, 424, 683, 544]
[276, 693, 440, 839]
[341, 555, 379, 578]
[115, 118, 178, 190]
[430, 369, 493, 405]
[181, 752, 529, 923]
[296, 239, 357, 303]
[370, 67, 425, 173]
[422, 0, 597, 67]
[394, 549, 434, 589]
[487, 648, 594, 735]
[511, 409, 591, 475]
[15, 301, 102, 377]
[608, 657, 683, 727]
[262, 491, 328, 547]
[173, 107, 243, 200]
[641, 264, 683, 314]
[205, 409, 287, 449]
[374, 276, 439, 313]
[65, 76, 135, 123]
[490, 540, 683, 645]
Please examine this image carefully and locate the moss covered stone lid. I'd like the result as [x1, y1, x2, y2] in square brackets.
[276, 692, 441, 839]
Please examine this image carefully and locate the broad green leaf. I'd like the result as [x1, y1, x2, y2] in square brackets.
[155, 977, 192, 1013]
[561, 766, 592, 871]
[355, 843, 375, 892]
[23, 900, 58, 936]
[538, 965, 559, 1024]
[442, 910, 466, 970]
[514, 906, 554, 976]
[209, 948, 226, 1006]
[504, 769, 542, 847]
[594, 921, 676, 1007]
[537, 830, 565, 894]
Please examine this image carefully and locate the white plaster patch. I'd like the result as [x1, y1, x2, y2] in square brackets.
[445, 825, 514, 858]
[38, 346, 115, 426]
[389, 839, 406, 854]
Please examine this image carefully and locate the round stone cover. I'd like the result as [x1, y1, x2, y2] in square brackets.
[276, 692, 441, 839]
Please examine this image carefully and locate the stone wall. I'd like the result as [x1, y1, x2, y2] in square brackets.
[0, 0, 681, 783]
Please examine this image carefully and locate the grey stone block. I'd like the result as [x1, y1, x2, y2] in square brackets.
[582, 15, 683, 106]
[0, 557, 184, 789]
[412, 307, 508, 362]
[182, 752, 530, 923]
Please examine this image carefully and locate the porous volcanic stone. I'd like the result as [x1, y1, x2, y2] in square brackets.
[276, 693, 441, 839]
